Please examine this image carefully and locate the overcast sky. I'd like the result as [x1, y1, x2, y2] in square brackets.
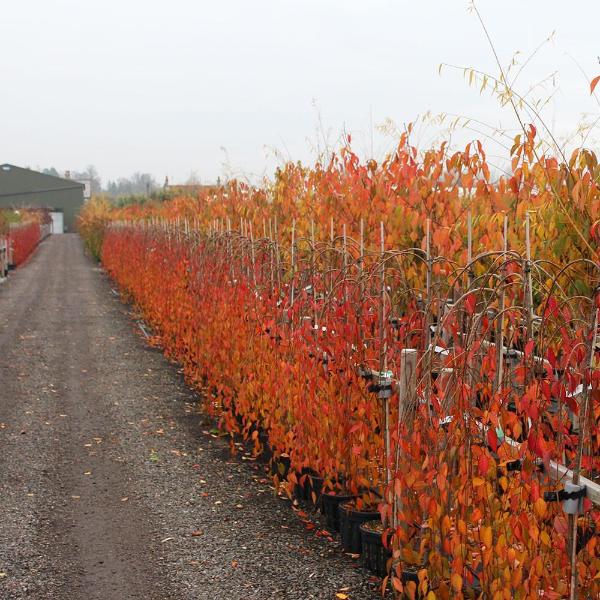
[1, 1, 598, 185]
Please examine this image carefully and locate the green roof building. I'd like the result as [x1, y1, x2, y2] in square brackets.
[0, 164, 85, 232]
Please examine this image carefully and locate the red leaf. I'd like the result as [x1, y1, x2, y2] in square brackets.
[465, 292, 476, 315]
[524, 339, 534, 358]
[478, 453, 490, 476]
[591, 75, 600, 95]
[546, 347, 556, 368]
[487, 427, 498, 452]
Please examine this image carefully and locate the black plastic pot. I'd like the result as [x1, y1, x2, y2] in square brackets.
[253, 428, 273, 462]
[359, 520, 391, 577]
[339, 502, 380, 553]
[270, 454, 291, 480]
[321, 491, 355, 532]
[293, 469, 311, 501]
[309, 474, 324, 506]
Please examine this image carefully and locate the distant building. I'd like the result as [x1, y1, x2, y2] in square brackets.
[0, 164, 85, 232]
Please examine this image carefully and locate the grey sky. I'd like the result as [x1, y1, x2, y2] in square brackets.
[1, 1, 598, 185]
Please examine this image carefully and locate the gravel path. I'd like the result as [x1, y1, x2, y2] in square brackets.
[0, 234, 380, 600]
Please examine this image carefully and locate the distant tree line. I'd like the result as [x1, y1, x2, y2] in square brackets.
[39, 165, 222, 204]
[40, 165, 158, 199]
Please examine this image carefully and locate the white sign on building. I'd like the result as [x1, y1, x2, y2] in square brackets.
[75, 179, 92, 200]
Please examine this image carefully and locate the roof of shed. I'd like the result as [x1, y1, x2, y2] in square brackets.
[0, 164, 85, 197]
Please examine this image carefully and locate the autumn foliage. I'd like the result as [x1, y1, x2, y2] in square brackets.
[94, 131, 600, 599]
[9, 221, 43, 267]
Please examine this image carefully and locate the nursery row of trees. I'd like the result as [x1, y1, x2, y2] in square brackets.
[0, 210, 50, 273]
[80, 130, 600, 599]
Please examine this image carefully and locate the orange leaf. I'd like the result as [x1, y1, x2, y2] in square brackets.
[591, 75, 600, 95]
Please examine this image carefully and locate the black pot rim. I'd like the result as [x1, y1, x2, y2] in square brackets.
[359, 519, 384, 533]
[340, 501, 380, 518]
[322, 490, 355, 500]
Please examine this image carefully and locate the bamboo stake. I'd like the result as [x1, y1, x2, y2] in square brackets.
[311, 219, 318, 330]
[379, 222, 391, 487]
[274, 216, 281, 290]
[249, 222, 256, 288]
[290, 219, 296, 307]
[342, 223, 348, 304]
[268, 219, 274, 294]
[496, 215, 508, 390]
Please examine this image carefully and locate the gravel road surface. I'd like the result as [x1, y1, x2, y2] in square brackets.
[0, 234, 379, 600]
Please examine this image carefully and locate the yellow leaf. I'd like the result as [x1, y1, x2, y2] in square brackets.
[540, 531, 551, 547]
[534, 497, 547, 519]
[451, 573, 463, 592]
[472, 477, 485, 487]
[481, 526, 492, 548]
[336, 594, 349, 599]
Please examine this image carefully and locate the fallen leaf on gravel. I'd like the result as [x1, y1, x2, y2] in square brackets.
[0, 572, 6, 578]
[231, 560, 239, 568]
[84, 444, 92, 447]
[71, 496, 80, 500]
[84, 472, 91, 475]
[160, 537, 173, 543]
[214, 500, 222, 505]
[336, 594, 349, 599]
[191, 530, 203, 537]
[120, 497, 128, 502]
[235, 504, 243, 509]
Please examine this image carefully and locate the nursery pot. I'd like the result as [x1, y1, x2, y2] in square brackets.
[270, 454, 291, 480]
[309, 474, 324, 506]
[258, 431, 273, 461]
[339, 502, 380, 553]
[293, 468, 319, 503]
[359, 520, 391, 577]
[321, 491, 356, 532]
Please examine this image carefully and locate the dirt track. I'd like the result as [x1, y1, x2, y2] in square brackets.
[0, 234, 378, 600]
